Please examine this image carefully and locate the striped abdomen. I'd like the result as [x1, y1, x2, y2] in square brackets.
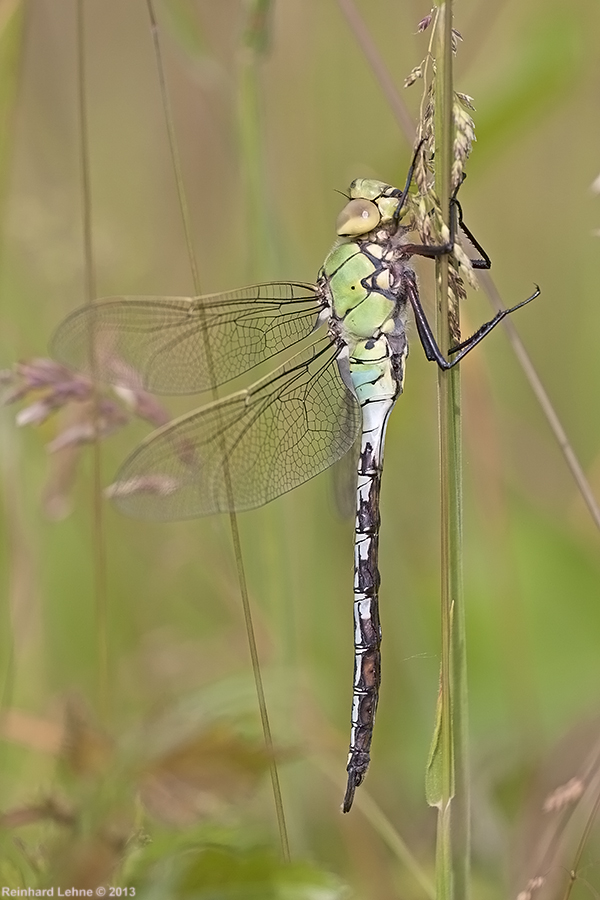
[342, 337, 404, 812]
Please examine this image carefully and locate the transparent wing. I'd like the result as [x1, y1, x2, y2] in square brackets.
[51, 282, 322, 394]
[107, 338, 361, 520]
[331, 429, 360, 519]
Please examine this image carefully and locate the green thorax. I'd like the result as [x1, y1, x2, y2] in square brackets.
[321, 178, 407, 344]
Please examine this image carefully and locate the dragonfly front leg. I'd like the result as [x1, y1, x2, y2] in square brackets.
[392, 139, 426, 225]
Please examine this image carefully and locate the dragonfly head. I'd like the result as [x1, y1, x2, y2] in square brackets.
[336, 179, 405, 237]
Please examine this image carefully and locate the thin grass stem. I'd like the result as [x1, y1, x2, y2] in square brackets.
[145, 0, 290, 862]
[0, 0, 24, 208]
[478, 271, 600, 532]
[562, 783, 600, 900]
[238, 0, 277, 279]
[0, 2, 25, 727]
[315, 756, 436, 899]
[76, 0, 109, 722]
[432, 5, 465, 898]
[336, 0, 414, 143]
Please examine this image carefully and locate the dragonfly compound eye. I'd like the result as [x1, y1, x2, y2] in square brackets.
[336, 199, 381, 237]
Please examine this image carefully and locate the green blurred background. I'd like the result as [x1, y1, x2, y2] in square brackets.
[1, 0, 600, 896]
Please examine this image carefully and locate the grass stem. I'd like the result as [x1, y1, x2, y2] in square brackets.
[434, 3, 470, 898]
[145, 0, 289, 861]
[76, 0, 110, 723]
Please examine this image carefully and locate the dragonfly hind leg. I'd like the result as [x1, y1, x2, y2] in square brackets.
[447, 287, 540, 358]
[407, 273, 540, 371]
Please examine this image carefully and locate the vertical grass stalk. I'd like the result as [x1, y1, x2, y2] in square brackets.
[238, 0, 277, 279]
[76, 0, 110, 722]
[145, 0, 289, 861]
[236, 1, 290, 858]
[433, 2, 470, 898]
[0, 0, 25, 783]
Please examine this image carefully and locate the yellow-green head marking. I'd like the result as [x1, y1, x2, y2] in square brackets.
[336, 179, 405, 237]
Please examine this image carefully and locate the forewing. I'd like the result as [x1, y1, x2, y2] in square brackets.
[108, 338, 361, 520]
[331, 430, 360, 519]
[51, 282, 321, 394]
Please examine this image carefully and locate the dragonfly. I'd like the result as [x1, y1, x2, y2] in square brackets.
[51, 152, 538, 812]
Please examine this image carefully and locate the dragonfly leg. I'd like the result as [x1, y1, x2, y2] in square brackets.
[401, 174, 492, 269]
[454, 197, 491, 270]
[407, 274, 540, 370]
[392, 139, 426, 224]
[400, 182, 460, 260]
[447, 287, 539, 358]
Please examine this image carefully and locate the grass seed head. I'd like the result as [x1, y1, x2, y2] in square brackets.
[542, 776, 585, 813]
[516, 876, 545, 900]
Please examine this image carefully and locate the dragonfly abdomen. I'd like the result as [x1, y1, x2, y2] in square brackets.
[343, 451, 383, 813]
[343, 337, 405, 812]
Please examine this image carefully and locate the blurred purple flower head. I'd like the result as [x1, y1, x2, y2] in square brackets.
[3, 357, 171, 519]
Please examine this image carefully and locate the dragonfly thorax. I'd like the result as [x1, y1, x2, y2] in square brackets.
[320, 210, 412, 347]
